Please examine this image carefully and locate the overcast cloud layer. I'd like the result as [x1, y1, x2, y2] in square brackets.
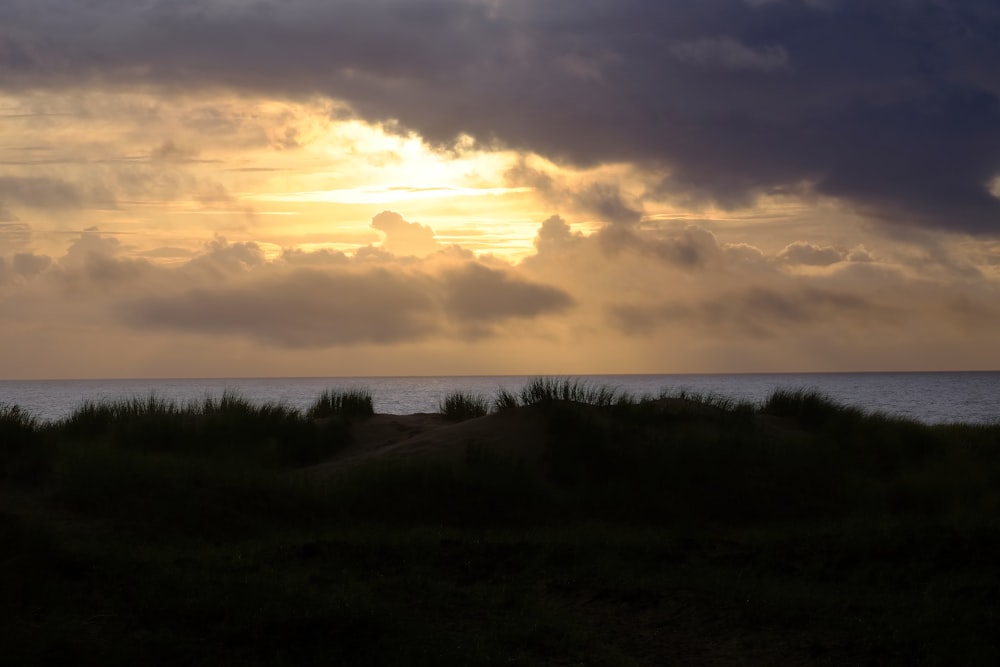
[2, 1, 1000, 378]
[3, 0, 1000, 234]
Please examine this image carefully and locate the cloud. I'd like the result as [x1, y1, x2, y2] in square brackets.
[0, 222, 31, 247]
[139, 247, 198, 260]
[846, 245, 874, 263]
[533, 215, 585, 255]
[149, 140, 201, 163]
[183, 236, 266, 277]
[60, 228, 123, 269]
[118, 268, 439, 347]
[773, 241, 875, 269]
[2, 1, 998, 233]
[575, 184, 643, 227]
[12, 252, 51, 277]
[281, 248, 350, 267]
[670, 37, 790, 72]
[777, 241, 844, 266]
[505, 161, 643, 226]
[1, 204, 999, 375]
[597, 224, 727, 270]
[116, 258, 574, 347]
[724, 242, 768, 265]
[610, 286, 885, 339]
[0, 176, 84, 209]
[744, 0, 833, 11]
[46, 228, 158, 291]
[442, 262, 575, 324]
[370, 210, 440, 257]
[644, 226, 725, 269]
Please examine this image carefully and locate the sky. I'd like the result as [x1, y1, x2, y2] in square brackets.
[2, 0, 1000, 379]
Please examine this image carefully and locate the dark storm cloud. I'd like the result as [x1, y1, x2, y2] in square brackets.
[3, 1, 1000, 233]
[669, 36, 790, 72]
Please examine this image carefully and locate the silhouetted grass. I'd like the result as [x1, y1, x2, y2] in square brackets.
[493, 386, 521, 411]
[658, 387, 758, 413]
[3, 383, 1000, 665]
[0, 404, 47, 483]
[0, 403, 39, 442]
[761, 387, 869, 428]
[518, 376, 629, 407]
[56, 390, 349, 467]
[307, 388, 375, 419]
[8, 383, 998, 529]
[439, 391, 490, 421]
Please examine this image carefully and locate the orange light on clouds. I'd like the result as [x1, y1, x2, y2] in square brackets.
[247, 185, 532, 205]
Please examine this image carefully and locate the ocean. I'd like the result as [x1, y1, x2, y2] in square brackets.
[1, 372, 998, 425]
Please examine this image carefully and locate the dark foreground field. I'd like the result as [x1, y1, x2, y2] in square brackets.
[2, 380, 999, 665]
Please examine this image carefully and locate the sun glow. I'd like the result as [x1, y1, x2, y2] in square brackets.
[227, 109, 547, 258]
[247, 185, 533, 205]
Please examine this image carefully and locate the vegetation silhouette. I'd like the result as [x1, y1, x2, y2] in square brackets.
[1, 379, 999, 665]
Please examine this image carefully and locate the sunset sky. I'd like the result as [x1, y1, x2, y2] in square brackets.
[2, 0, 1000, 379]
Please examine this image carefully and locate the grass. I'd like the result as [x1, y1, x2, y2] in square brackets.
[56, 390, 349, 468]
[439, 390, 490, 421]
[761, 387, 870, 429]
[493, 386, 521, 412]
[1, 381, 999, 664]
[306, 388, 374, 420]
[0, 403, 46, 483]
[518, 376, 627, 407]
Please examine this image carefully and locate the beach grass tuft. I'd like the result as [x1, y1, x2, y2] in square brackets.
[439, 391, 490, 421]
[493, 386, 521, 412]
[307, 388, 375, 420]
[55, 390, 351, 467]
[518, 376, 625, 407]
[760, 387, 868, 427]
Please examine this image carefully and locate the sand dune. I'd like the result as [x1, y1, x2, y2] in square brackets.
[306, 405, 559, 478]
[304, 396, 769, 480]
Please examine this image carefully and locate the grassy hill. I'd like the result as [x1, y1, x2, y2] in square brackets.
[2, 380, 999, 665]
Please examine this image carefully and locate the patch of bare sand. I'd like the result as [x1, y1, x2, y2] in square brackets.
[305, 405, 551, 479]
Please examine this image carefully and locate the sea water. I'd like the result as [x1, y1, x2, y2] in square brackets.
[0, 372, 998, 424]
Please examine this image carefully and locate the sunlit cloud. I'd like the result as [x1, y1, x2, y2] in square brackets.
[1, 1, 1000, 377]
[249, 185, 532, 205]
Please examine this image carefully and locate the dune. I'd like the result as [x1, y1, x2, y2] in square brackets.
[6, 388, 1000, 665]
[306, 396, 775, 479]
[306, 404, 554, 477]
